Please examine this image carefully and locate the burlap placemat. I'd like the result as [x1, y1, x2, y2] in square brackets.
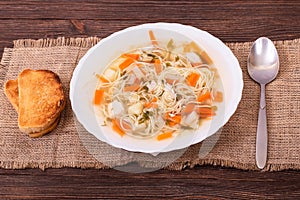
[0, 37, 299, 171]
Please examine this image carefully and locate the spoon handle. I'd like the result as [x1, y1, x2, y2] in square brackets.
[256, 83, 268, 169]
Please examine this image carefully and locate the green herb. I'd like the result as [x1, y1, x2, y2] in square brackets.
[166, 62, 172, 67]
[139, 111, 150, 124]
[141, 85, 149, 92]
[147, 53, 158, 58]
[167, 39, 175, 50]
[121, 71, 126, 77]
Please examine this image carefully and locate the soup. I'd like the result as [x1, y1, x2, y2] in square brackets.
[93, 31, 223, 141]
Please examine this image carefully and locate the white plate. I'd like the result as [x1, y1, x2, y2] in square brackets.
[70, 23, 243, 153]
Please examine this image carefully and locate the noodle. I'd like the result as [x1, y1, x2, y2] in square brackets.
[94, 35, 222, 140]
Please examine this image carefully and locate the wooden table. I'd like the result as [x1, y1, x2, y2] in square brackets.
[1, 0, 299, 199]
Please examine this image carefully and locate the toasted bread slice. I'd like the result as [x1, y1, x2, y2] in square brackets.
[4, 78, 61, 137]
[29, 115, 61, 138]
[18, 69, 66, 134]
[4, 79, 19, 111]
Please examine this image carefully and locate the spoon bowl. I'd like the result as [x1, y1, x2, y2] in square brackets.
[247, 37, 279, 169]
[248, 37, 279, 84]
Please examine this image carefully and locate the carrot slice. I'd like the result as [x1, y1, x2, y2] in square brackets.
[144, 97, 158, 109]
[119, 58, 134, 71]
[112, 119, 125, 136]
[120, 120, 131, 130]
[214, 91, 223, 102]
[154, 59, 161, 64]
[123, 54, 140, 60]
[197, 91, 211, 102]
[157, 132, 173, 141]
[168, 121, 178, 127]
[172, 115, 182, 124]
[96, 74, 109, 83]
[124, 84, 140, 92]
[182, 103, 195, 115]
[198, 107, 214, 114]
[197, 107, 216, 118]
[100, 76, 109, 83]
[165, 113, 181, 126]
[166, 78, 179, 85]
[154, 59, 162, 74]
[191, 62, 202, 67]
[186, 72, 200, 87]
[149, 30, 158, 46]
[93, 89, 104, 105]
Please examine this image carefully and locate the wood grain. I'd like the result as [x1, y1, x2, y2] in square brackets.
[0, 167, 299, 199]
[0, 0, 300, 199]
[0, 0, 299, 20]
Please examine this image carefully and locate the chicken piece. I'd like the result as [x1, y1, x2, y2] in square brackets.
[103, 68, 117, 81]
[147, 80, 157, 91]
[129, 93, 139, 103]
[128, 102, 143, 115]
[108, 100, 124, 118]
[186, 52, 202, 64]
[181, 111, 199, 129]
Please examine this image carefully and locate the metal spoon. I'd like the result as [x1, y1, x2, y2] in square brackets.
[247, 37, 279, 169]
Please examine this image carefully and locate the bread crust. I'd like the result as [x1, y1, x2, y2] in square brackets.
[4, 79, 19, 111]
[28, 115, 61, 138]
[17, 69, 66, 134]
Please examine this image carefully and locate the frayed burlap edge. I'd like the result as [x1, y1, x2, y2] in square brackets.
[13, 37, 101, 49]
[0, 49, 13, 88]
[1, 159, 298, 172]
[129, 158, 300, 172]
[0, 161, 109, 171]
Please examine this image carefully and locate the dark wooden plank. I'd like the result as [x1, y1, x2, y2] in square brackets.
[0, 18, 300, 53]
[0, 0, 299, 20]
[0, 167, 299, 199]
